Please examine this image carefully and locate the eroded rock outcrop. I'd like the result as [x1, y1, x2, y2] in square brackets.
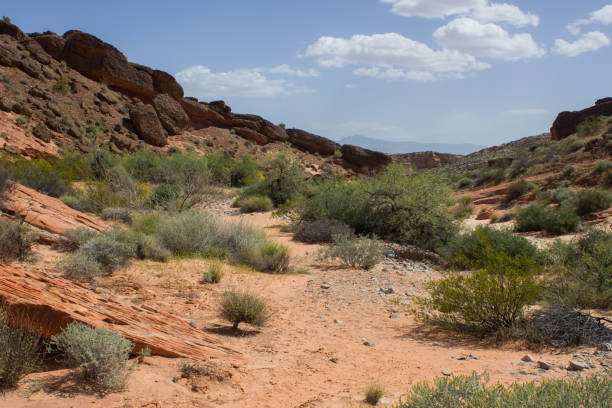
[0, 264, 240, 360]
[341, 144, 392, 170]
[287, 128, 340, 156]
[0, 183, 106, 234]
[130, 103, 168, 147]
[551, 98, 612, 140]
[153, 93, 188, 135]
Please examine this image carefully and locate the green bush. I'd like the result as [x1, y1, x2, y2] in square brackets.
[80, 234, 135, 272]
[560, 165, 575, 179]
[294, 165, 457, 251]
[49, 322, 132, 393]
[62, 228, 98, 251]
[450, 196, 474, 219]
[544, 230, 612, 308]
[0, 219, 33, 262]
[0, 307, 41, 390]
[318, 235, 384, 270]
[131, 213, 160, 235]
[574, 189, 612, 215]
[155, 210, 218, 256]
[505, 180, 533, 202]
[456, 177, 472, 189]
[577, 116, 605, 138]
[135, 234, 170, 262]
[0, 167, 12, 197]
[418, 251, 540, 333]
[2, 157, 72, 198]
[149, 183, 180, 209]
[101, 207, 132, 223]
[593, 160, 612, 174]
[398, 373, 612, 408]
[440, 226, 537, 269]
[551, 187, 577, 205]
[293, 217, 354, 244]
[15, 114, 29, 127]
[365, 384, 384, 405]
[220, 291, 268, 330]
[562, 136, 585, 154]
[252, 242, 290, 273]
[234, 195, 273, 213]
[201, 261, 224, 284]
[53, 78, 68, 93]
[474, 168, 504, 186]
[60, 252, 103, 281]
[229, 156, 260, 187]
[515, 203, 579, 235]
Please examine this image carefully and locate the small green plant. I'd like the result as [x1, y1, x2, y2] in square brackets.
[253, 242, 290, 273]
[450, 196, 474, 219]
[53, 78, 68, 93]
[201, 261, 224, 284]
[15, 114, 29, 127]
[318, 235, 384, 270]
[100, 80, 109, 90]
[515, 203, 579, 235]
[49, 322, 132, 393]
[398, 373, 612, 408]
[60, 252, 103, 281]
[0, 306, 41, 390]
[101, 207, 132, 223]
[79, 234, 135, 272]
[576, 116, 605, 138]
[593, 160, 612, 174]
[61, 228, 99, 251]
[0, 218, 34, 262]
[234, 195, 273, 213]
[418, 250, 540, 333]
[135, 234, 170, 262]
[365, 383, 384, 405]
[220, 291, 268, 330]
[505, 180, 533, 202]
[574, 189, 612, 215]
[294, 217, 355, 244]
[456, 177, 472, 189]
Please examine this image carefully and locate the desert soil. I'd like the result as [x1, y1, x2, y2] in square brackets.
[2, 206, 611, 408]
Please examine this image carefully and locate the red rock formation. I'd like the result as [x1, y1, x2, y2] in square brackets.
[0, 183, 106, 234]
[0, 264, 240, 360]
[551, 98, 612, 140]
[393, 151, 462, 170]
[0, 111, 63, 157]
[340, 144, 392, 170]
[287, 128, 340, 156]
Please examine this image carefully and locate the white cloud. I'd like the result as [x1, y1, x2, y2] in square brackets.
[471, 3, 539, 27]
[301, 32, 490, 81]
[345, 83, 359, 89]
[265, 64, 320, 77]
[503, 108, 549, 116]
[553, 31, 611, 57]
[175, 65, 314, 99]
[380, 0, 539, 27]
[568, 5, 612, 34]
[433, 18, 546, 60]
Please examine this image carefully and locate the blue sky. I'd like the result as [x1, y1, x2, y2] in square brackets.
[4, 1, 612, 146]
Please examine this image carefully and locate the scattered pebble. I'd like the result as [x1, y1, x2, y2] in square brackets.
[538, 361, 553, 370]
[389, 313, 402, 319]
[363, 340, 376, 347]
[442, 370, 452, 376]
[598, 343, 612, 352]
[568, 360, 589, 371]
[521, 354, 535, 363]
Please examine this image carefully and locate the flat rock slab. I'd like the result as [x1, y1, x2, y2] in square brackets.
[0, 183, 107, 234]
[0, 264, 241, 360]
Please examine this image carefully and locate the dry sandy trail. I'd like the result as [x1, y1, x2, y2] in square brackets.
[1, 209, 607, 408]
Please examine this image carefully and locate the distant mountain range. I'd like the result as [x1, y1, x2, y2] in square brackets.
[338, 135, 485, 155]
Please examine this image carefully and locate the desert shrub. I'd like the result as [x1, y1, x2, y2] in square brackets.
[241, 149, 306, 206]
[593, 160, 612, 174]
[234, 195, 273, 213]
[560, 165, 575, 179]
[155, 210, 219, 256]
[201, 261, 224, 284]
[440, 226, 537, 270]
[489, 213, 514, 224]
[121, 149, 162, 182]
[15, 114, 29, 127]
[295, 165, 457, 251]
[4, 157, 71, 198]
[318, 235, 384, 270]
[101, 207, 132, 223]
[474, 168, 504, 186]
[508, 153, 530, 178]
[551, 187, 577, 205]
[61, 228, 98, 251]
[60, 252, 103, 281]
[0, 307, 41, 390]
[212, 219, 266, 260]
[251, 242, 290, 273]
[219, 291, 268, 329]
[544, 230, 612, 308]
[577, 115, 605, 138]
[515, 203, 579, 234]
[293, 217, 354, 244]
[229, 156, 260, 187]
[505, 180, 533, 202]
[148, 183, 180, 209]
[135, 234, 169, 262]
[49, 322, 132, 392]
[131, 213, 161, 235]
[561, 136, 585, 154]
[79, 234, 135, 272]
[365, 384, 384, 405]
[574, 189, 612, 215]
[0, 166, 12, 197]
[418, 251, 540, 333]
[456, 177, 472, 189]
[450, 196, 474, 219]
[53, 78, 68, 93]
[0, 218, 33, 262]
[398, 373, 612, 408]
[59, 193, 92, 212]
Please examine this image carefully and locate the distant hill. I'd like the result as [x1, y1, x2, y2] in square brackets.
[338, 135, 485, 155]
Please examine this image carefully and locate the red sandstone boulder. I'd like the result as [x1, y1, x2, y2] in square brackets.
[129, 104, 168, 147]
[30, 31, 66, 60]
[287, 128, 340, 156]
[340, 144, 392, 170]
[153, 93, 188, 135]
[550, 98, 612, 140]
